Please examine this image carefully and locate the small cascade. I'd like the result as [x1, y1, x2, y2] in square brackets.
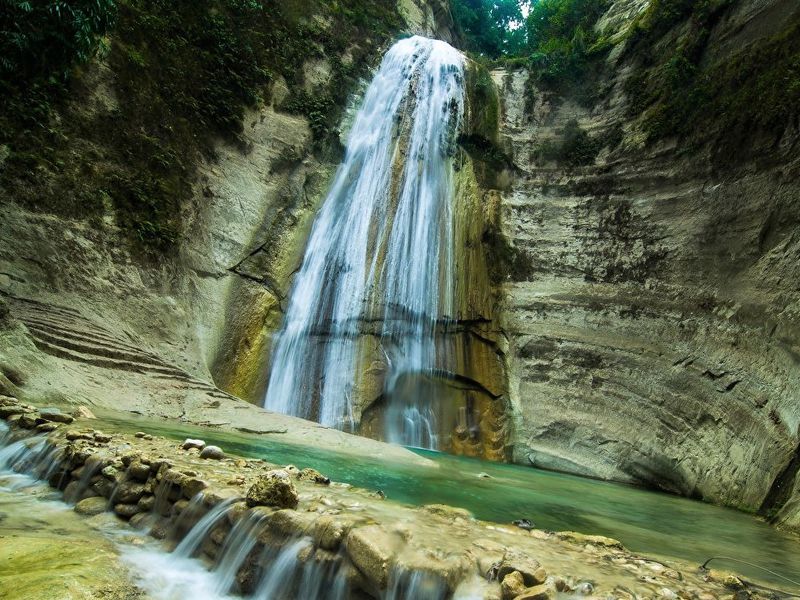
[251, 537, 350, 600]
[0, 434, 63, 491]
[392, 404, 438, 449]
[0, 422, 468, 600]
[252, 537, 314, 599]
[65, 453, 103, 503]
[263, 35, 466, 451]
[212, 510, 267, 595]
[387, 568, 449, 600]
[173, 496, 237, 558]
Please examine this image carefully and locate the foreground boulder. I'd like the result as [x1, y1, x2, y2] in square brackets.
[199, 445, 225, 460]
[182, 438, 206, 451]
[245, 470, 298, 509]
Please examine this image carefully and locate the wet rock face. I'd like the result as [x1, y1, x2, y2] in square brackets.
[493, 0, 800, 527]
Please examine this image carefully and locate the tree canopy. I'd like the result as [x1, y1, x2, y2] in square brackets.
[451, 0, 608, 66]
[451, 0, 528, 57]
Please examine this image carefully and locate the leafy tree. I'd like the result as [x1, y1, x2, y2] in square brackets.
[526, 0, 608, 87]
[451, 0, 528, 58]
[0, 0, 117, 82]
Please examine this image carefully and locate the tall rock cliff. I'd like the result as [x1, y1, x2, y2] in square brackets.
[491, 0, 800, 530]
[0, 0, 455, 402]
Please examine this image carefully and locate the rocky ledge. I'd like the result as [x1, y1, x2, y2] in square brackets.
[0, 394, 782, 600]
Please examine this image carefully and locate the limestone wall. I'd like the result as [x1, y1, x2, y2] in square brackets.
[493, 0, 800, 529]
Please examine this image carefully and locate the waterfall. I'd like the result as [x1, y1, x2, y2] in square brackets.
[263, 35, 465, 450]
[174, 496, 237, 558]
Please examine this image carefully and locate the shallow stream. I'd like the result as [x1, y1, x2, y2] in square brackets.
[96, 412, 800, 591]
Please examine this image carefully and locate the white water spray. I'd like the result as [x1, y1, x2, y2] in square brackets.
[263, 36, 465, 449]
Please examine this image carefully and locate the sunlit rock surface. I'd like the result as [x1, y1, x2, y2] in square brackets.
[493, 0, 800, 528]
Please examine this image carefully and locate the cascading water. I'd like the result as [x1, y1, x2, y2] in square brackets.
[263, 36, 465, 450]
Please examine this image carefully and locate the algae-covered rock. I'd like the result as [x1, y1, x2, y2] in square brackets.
[556, 531, 623, 550]
[114, 503, 141, 519]
[74, 497, 108, 516]
[181, 477, 208, 499]
[128, 460, 151, 482]
[298, 467, 330, 484]
[423, 504, 473, 520]
[38, 408, 74, 424]
[246, 470, 298, 509]
[0, 405, 24, 418]
[114, 481, 147, 504]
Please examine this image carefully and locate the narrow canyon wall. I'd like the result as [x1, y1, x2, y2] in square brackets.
[493, 0, 800, 529]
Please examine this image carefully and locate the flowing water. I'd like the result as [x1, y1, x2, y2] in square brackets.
[3, 417, 800, 597]
[95, 414, 800, 590]
[264, 35, 465, 449]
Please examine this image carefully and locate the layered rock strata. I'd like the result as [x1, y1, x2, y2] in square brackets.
[491, 0, 800, 531]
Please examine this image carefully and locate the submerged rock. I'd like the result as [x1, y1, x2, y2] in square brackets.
[245, 470, 298, 509]
[298, 467, 330, 484]
[74, 497, 108, 516]
[39, 408, 74, 424]
[72, 406, 96, 419]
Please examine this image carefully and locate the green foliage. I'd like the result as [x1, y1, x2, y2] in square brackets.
[623, 0, 800, 161]
[460, 61, 516, 188]
[451, 0, 527, 58]
[525, 0, 610, 94]
[465, 62, 500, 142]
[482, 223, 532, 283]
[0, 0, 117, 81]
[537, 119, 602, 167]
[0, 0, 403, 255]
